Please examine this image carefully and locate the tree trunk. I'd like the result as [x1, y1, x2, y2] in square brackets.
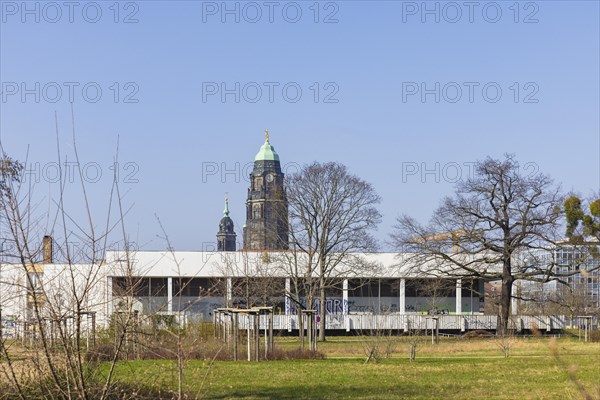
[499, 276, 513, 336]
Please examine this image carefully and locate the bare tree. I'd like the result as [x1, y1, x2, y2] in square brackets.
[271, 220, 319, 343]
[390, 155, 585, 335]
[544, 280, 600, 322]
[409, 277, 456, 315]
[214, 251, 285, 310]
[286, 162, 381, 341]
[0, 113, 144, 399]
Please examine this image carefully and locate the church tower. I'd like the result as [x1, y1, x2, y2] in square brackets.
[243, 131, 289, 250]
[217, 196, 237, 251]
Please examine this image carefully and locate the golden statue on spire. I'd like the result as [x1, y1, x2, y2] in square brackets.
[224, 192, 230, 216]
[265, 129, 269, 142]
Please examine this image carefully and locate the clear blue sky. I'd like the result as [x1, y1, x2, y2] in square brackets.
[1, 1, 599, 251]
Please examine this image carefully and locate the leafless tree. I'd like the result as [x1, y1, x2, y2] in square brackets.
[409, 277, 456, 315]
[286, 162, 381, 341]
[214, 251, 285, 310]
[527, 280, 600, 322]
[0, 115, 141, 399]
[271, 222, 319, 343]
[390, 155, 591, 335]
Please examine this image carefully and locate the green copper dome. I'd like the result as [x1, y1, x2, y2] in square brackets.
[254, 131, 280, 162]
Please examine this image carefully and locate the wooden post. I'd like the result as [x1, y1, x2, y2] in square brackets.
[313, 313, 317, 351]
[247, 314, 251, 362]
[91, 312, 96, 348]
[86, 316, 90, 351]
[254, 313, 260, 361]
[214, 311, 218, 339]
[577, 316, 592, 343]
[219, 311, 223, 341]
[308, 312, 312, 351]
[264, 313, 268, 360]
[224, 312, 228, 345]
[300, 311, 305, 351]
[303, 311, 317, 352]
[229, 312, 234, 348]
[223, 312, 228, 344]
[233, 312, 239, 361]
[431, 322, 434, 345]
[133, 311, 139, 360]
[268, 309, 274, 354]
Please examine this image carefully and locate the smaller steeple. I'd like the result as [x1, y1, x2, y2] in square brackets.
[217, 194, 236, 251]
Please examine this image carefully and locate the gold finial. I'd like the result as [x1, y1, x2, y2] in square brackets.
[224, 192, 230, 216]
[265, 129, 269, 142]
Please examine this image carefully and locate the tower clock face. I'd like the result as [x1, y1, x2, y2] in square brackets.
[266, 173, 274, 183]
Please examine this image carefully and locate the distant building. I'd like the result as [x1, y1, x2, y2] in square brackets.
[518, 243, 600, 316]
[243, 131, 289, 250]
[216, 197, 236, 251]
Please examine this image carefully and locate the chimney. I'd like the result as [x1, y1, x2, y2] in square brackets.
[43, 235, 53, 264]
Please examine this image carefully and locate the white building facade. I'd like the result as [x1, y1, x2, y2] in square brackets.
[1, 250, 485, 332]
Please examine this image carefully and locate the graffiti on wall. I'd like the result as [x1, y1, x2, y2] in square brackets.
[1, 315, 17, 338]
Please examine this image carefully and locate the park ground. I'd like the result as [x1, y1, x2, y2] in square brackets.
[101, 335, 600, 399]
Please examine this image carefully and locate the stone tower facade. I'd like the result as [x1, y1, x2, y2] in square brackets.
[217, 197, 237, 251]
[243, 132, 289, 250]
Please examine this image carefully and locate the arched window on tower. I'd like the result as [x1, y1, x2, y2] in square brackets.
[254, 177, 263, 191]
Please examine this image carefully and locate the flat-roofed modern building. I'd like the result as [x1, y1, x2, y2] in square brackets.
[1, 249, 485, 329]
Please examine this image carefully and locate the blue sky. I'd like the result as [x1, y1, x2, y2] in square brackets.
[1, 1, 599, 251]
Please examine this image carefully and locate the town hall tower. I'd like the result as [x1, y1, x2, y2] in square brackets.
[243, 131, 289, 250]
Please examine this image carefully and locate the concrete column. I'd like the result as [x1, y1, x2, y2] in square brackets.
[285, 278, 291, 332]
[511, 281, 518, 315]
[455, 279, 462, 315]
[167, 277, 173, 313]
[378, 279, 381, 313]
[399, 279, 406, 314]
[343, 279, 349, 332]
[226, 277, 233, 307]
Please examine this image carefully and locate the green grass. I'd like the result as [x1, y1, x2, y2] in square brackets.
[101, 336, 600, 399]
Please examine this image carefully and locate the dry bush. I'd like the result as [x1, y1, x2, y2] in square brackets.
[84, 331, 326, 363]
[268, 347, 325, 361]
[86, 344, 117, 362]
[462, 330, 494, 339]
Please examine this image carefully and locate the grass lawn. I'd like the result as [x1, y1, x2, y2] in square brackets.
[102, 336, 600, 399]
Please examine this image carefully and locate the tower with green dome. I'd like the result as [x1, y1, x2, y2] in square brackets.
[243, 131, 289, 250]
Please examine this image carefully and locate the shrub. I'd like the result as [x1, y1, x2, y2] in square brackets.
[86, 343, 117, 362]
[267, 347, 325, 361]
[462, 330, 494, 339]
